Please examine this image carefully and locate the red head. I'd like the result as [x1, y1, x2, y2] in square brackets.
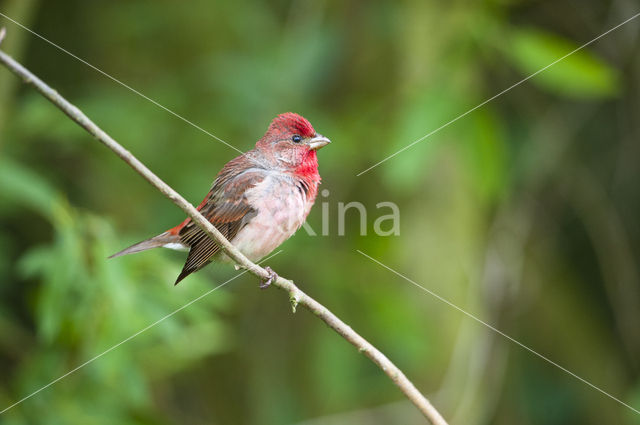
[255, 113, 330, 179]
[267, 112, 316, 139]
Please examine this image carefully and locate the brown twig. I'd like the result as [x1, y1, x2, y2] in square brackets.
[0, 36, 448, 425]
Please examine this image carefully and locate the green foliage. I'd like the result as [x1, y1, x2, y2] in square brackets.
[503, 28, 620, 98]
[1, 1, 639, 424]
[0, 158, 231, 424]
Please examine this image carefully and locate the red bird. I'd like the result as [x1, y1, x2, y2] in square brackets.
[110, 113, 330, 286]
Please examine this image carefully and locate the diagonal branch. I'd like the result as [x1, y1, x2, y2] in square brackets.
[0, 30, 448, 425]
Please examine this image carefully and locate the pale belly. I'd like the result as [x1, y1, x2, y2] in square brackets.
[219, 174, 315, 263]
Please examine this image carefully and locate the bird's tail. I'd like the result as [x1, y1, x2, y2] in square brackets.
[108, 232, 184, 259]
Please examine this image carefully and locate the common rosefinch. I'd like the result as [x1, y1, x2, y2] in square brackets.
[110, 112, 330, 286]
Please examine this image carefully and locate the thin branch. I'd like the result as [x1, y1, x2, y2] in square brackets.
[0, 32, 448, 425]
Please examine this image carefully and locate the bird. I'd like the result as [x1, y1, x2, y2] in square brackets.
[109, 112, 330, 286]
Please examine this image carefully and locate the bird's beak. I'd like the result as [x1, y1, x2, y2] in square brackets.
[308, 134, 331, 150]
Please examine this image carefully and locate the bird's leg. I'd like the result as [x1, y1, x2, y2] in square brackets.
[260, 266, 278, 289]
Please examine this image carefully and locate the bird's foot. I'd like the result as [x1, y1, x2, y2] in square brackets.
[260, 266, 278, 289]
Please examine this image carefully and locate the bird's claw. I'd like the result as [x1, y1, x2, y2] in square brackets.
[260, 266, 278, 289]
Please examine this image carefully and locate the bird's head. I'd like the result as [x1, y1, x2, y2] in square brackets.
[256, 113, 330, 174]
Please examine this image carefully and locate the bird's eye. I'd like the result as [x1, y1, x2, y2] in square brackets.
[292, 134, 302, 143]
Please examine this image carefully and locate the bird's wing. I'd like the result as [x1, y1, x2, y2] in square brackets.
[175, 158, 266, 284]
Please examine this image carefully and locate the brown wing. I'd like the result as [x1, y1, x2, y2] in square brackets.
[174, 158, 265, 285]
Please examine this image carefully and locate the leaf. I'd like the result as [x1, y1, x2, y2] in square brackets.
[503, 28, 619, 98]
[460, 109, 508, 203]
[383, 87, 465, 189]
[0, 157, 59, 220]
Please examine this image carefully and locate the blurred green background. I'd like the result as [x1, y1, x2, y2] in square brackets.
[1, 0, 639, 424]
